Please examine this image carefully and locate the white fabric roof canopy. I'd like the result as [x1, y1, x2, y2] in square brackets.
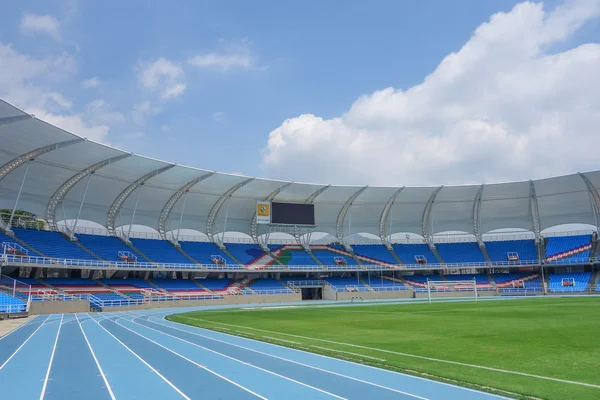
[0, 99, 598, 243]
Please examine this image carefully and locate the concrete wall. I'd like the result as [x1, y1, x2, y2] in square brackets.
[335, 289, 414, 301]
[322, 284, 337, 300]
[29, 300, 90, 315]
[101, 293, 302, 313]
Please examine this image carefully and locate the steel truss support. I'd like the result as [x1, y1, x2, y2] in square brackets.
[251, 182, 293, 250]
[0, 114, 33, 127]
[422, 186, 443, 246]
[69, 173, 93, 239]
[205, 177, 254, 246]
[578, 173, 600, 233]
[336, 186, 368, 248]
[0, 138, 84, 183]
[106, 164, 175, 236]
[157, 173, 215, 241]
[379, 187, 404, 248]
[473, 184, 485, 245]
[8, 161, 31, 229]
[305, 185, 330, 203]
[529, 180, 542, 244]
[45, 153, 131, 231]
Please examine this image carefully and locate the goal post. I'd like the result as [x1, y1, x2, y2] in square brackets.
[426, 278, 478, 303]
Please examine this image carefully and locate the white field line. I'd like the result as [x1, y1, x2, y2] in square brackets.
[106, 314, 268, 400]
[144, 316, 428, 400]
[181, 316, 600, 390]
[74, 314, 116, 400]
[86, 313, 192, 400]
[262, 336, 301, 345]
[0, 315, 51, 370]
[121, 315, 348, 400]
[310, 345, 387, 362]
[40, 314, 64, 400]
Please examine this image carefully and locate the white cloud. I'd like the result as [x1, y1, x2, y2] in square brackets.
[20, 13, 61, 41]
[132, 101, 162, 125]
[136, 58, 186, 100]
[261, 0, 600, 186]
[81, 77, 100, 88]
[188, 38, 256, 71]
[0, 43, 114, 144]
[160, 125, 171, 133]
[84, 100, 125, 124]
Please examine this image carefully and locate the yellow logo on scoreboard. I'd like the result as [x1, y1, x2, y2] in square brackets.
[257, 202, 270, 217]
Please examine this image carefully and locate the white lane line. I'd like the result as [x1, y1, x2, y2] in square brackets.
[0, 315, 40, 341]
[40, 314, 64, 400]
[106, 314, 268, 400]
[144, 316, 427, 400]
[86, 313, 191, 400]
[310, 345, 387, 362]
[122, 315, 347, 400]
[74, 314, 116, 400]
[183, 316, 600, 390]
[0, 315, 52, 370]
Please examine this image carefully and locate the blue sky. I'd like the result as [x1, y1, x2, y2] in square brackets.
[1, 0, 599, 185]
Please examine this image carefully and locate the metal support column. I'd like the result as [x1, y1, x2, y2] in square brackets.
[8, 161, 31, 229]
[175, 191, 188, 243]
[70, 173, 93, 239]
[126, 185, 143, 240]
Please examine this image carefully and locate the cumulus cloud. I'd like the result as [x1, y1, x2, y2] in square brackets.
[136, 57, 186, 100]
[20, 13, 61, 41]
[0, 43, 115, 144]
[261, 0, 600, 186]
[81, 77, 100, 88]
[188, 38, 256, 71]
[213, 111, 226, 122]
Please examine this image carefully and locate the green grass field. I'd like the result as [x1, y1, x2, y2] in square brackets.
[168, 297, 600, 400]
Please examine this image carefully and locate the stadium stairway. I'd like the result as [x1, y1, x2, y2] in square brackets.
[586, 271, 599, 292]
[480, 245, 493, 265]
[304, 247, 325, 267]
[487, 275, 498, 290]
[387, 248, 404, 265]
[120, 237, 154, 264]
[430, 246, 446, 265]
[359, 277, 375, 291]
[322, 245, 397, 268]
[246, 252, 279, 270]
[96, 280, 135, 300]
[221, 246, 245, 266]
[172, 243, 200, 265]
[69, 234, 103, 260]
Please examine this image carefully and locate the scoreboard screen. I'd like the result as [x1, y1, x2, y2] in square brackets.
[271, 202, 315, 225]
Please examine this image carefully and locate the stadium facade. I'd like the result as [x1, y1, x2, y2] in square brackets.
[1, 98, 599, 314]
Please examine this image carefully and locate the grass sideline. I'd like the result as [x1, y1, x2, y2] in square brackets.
[167, 297, 600, 400]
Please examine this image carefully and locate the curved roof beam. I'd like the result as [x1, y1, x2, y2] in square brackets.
[0, 114, 33, 127]
[157, 172, 215, 240]
[473, 184, 485, 244]
[106, 164, 176, 236]
[336, 186, 368, 245]
[205, 177, 255, 245]
[0, 138, 84, 183]
[251, 182, 293, 248]
[379, 187, 404, 243]
[578, 172, 600, 232]
[422, 186, 444, 243]
[529, 180, 541, 242]
[305, 185, 330, 203]
[45, 153, 132, 231]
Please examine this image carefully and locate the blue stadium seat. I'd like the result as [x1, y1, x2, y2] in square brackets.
[323, 277, 369, 292]
[484, 240, 538, 262]
[0, 291, 27, 312]
[352, 245, 398, 264]
[13, 228, 98, 260]
[77, 234, 132, 261]
[548, 272, 591, 292]
[225, 244, 266, 264]
[545, 235, 592, 264]
[130, 238, 189, 264]
[249, 279, 292, 293]
[179, 241, 236, 264]
[392, 244, 438, 265]
[435, 243, 486, 264]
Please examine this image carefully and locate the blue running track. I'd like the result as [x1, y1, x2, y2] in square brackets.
[0, 307, 512, 400]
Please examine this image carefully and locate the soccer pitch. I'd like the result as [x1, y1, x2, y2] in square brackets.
[168, 297, 600, 400]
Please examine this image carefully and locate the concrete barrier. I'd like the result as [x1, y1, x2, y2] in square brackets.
[29, 300, 90, 315]
[335, 290, 414, 301]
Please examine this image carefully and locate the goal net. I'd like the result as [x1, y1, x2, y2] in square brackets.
[426, 278, 478, 303]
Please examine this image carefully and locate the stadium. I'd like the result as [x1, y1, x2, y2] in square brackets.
[0, 97, 598, 400]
